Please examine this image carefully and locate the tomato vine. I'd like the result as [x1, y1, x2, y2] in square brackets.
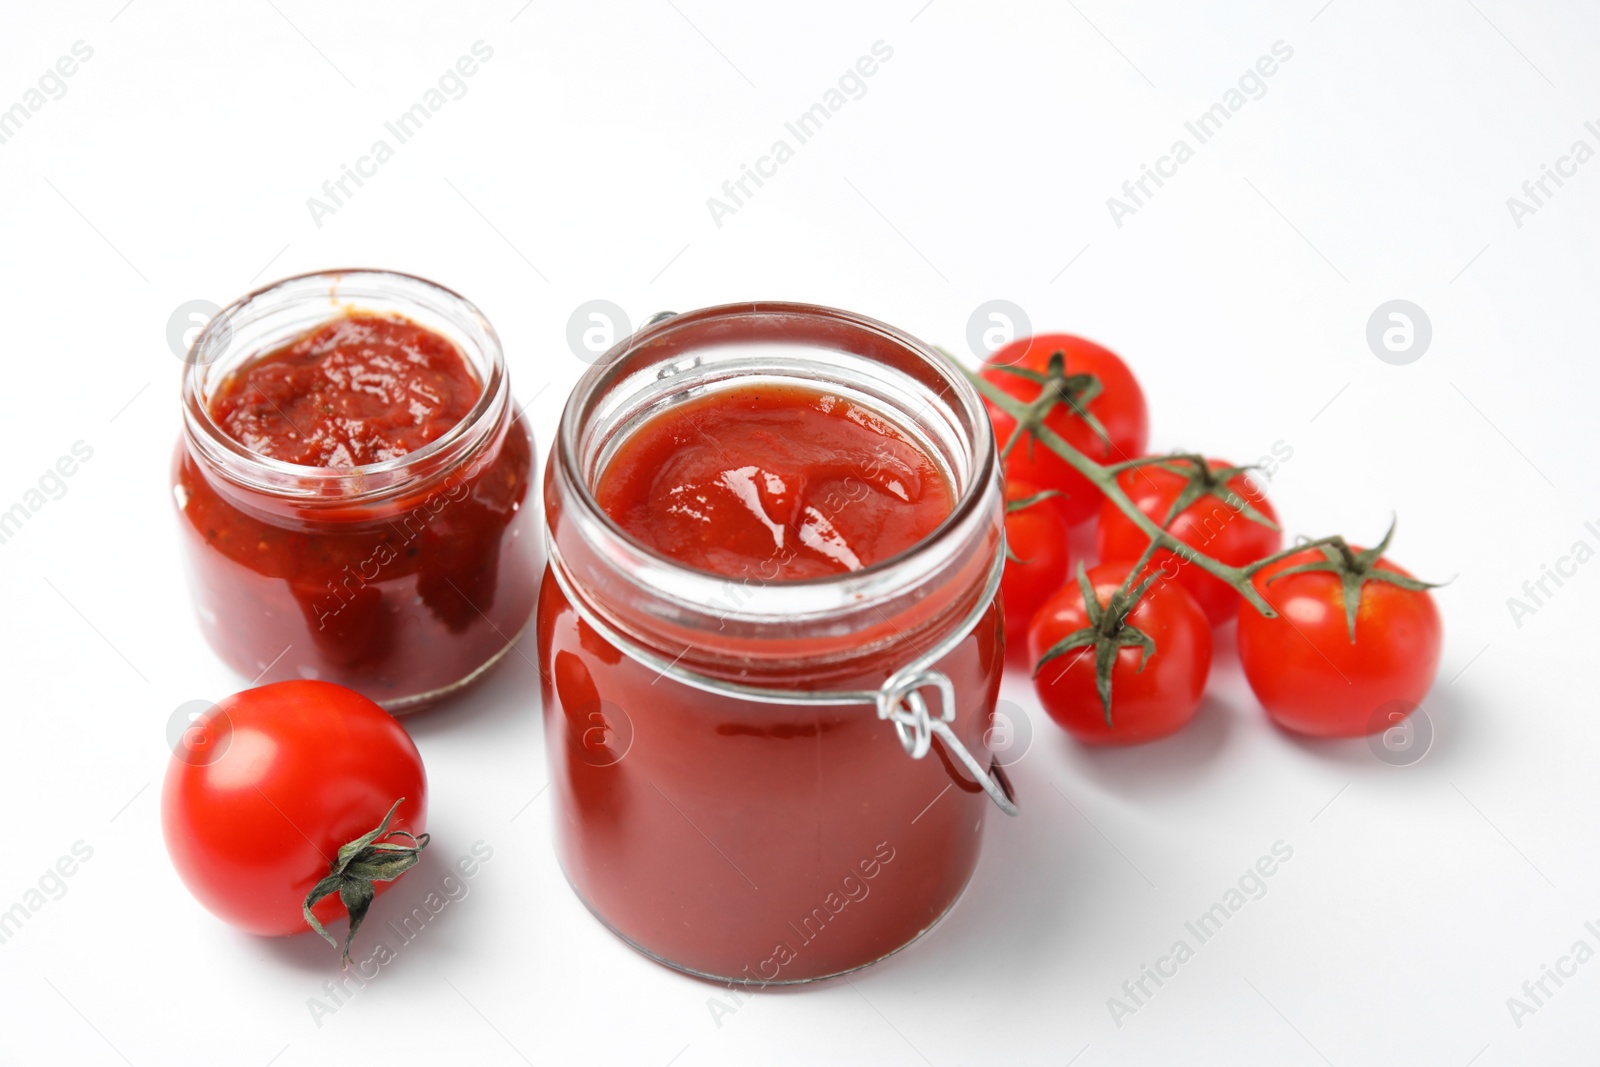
[944, 345, 1436, 721]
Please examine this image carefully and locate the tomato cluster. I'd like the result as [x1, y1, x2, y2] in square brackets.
[979, 333, 1442, 746]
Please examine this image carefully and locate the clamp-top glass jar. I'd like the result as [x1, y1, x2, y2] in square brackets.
[539, 302, 1014, 984]
[174, 269, 540, 711]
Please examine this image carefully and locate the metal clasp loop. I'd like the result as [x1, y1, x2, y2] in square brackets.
[878, 668, 952, 759]
[878, 668, 1019, 817]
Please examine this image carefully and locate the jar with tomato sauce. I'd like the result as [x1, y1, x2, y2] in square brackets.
[539, 302, 1014, 984]
[175, 270, 539, 711]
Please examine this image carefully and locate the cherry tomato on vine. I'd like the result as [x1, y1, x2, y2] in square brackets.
[980, 334, 1148, 525]
[1097, 457, 1282, 625]
[1001, 480, 1072, 643]
[162, 680, 429, 959]
[1237, 540, 1441, 738]
[1027, 562, 1211, 745]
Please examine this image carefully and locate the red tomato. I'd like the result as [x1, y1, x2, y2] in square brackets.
[980, 334, 1148, 525]
[1097, 458, 1282, 625]
[162, 681, 428, 950]
[1238, 546, 1442, 737]
[1027, 562, 1211, 745]
[1001, 481, 1072, 643]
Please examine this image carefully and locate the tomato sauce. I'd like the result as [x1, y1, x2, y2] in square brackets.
[539, 381, 1003, 982]
[595, 386, 954, 578]
[176, 311, 537, 709]
[211, 313, 482, 467]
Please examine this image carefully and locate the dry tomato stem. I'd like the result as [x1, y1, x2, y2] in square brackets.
[302, 798, 430, 964]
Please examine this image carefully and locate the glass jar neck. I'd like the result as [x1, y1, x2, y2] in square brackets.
[181, 269, 509, 523]
[546, 302, 1003, 690]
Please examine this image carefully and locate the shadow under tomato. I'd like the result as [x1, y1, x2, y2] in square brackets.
[1267, 675, 1474, 777]
[1050, 691, 1234, 799]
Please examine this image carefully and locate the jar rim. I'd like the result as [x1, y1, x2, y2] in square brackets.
[181, 268, 509, 504]
[550, 301, 1000, 641]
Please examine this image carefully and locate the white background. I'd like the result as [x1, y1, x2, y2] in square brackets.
[2, 1, 1597, 1064]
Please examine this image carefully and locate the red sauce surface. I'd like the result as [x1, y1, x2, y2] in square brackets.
[177, 312, 535, 708]
[210, 313, 481, 468]
[540, 383, 1002, 982]
[595, 386, 953, 579]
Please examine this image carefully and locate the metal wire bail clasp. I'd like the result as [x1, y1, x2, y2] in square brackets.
[877, 668, 1019, 817]
[878, 669, 952, 759]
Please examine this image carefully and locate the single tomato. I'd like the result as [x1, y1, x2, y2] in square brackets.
[161, 680, 428, 959]
[1237, 540, 1441, 737]
[1097, 457, 1282, 625]
[980, 334, 1148, 525]
[1001, 480, 1072, 644]
[1027, 562, 1211, 745]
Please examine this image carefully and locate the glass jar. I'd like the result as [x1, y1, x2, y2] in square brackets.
[174, 269, 540, 712]
[538, 302, 1014, 984]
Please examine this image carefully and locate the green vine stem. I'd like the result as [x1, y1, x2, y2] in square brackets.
[939, 345, 1445, 724]
[1035, 561, 1166, 724]
[940, 346, 1395, 621]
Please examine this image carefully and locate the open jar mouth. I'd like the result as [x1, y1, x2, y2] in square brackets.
[182, 268, 509, 507]
[549, 302, 1000, 640]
